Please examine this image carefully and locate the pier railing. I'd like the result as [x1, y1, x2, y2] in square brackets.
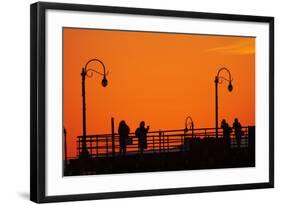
[76, 126, 253, 158]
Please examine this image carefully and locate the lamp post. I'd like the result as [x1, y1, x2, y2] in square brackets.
[214, 67, 233, 140]
[80, 59, 108, 159]
[184, 116, 194, 139]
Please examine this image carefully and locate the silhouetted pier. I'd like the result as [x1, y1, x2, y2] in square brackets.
[64, 126, 255, 176]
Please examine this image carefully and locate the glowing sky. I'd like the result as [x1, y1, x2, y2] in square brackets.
[63, 28, 255, 158]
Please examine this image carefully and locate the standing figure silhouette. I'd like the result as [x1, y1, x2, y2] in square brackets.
[135, 121, 149, 154]
[233, 118, 242, 148]
[118, 120, 130, 156]
[221, 119, 232, 151]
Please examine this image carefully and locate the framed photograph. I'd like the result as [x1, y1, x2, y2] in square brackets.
[30, 2, 274, 203]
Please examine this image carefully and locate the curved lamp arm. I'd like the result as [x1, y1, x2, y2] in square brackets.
[215, 67, 233, 92]
[83, 58, 109, 87]
[84, 59, 109, 78]
[216, 67, 233, 83]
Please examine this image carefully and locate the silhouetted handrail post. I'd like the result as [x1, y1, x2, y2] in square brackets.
[159, 130, 162, 152]
[80, 59, 108, 160]
[90, 136, 93, 157]
[106, 136, 109, 157]
[167, 132, 170, 152]
[152, 134, 155, 153]
[96, 136, 99, 157]
[182, 131, 185, 152]
[214, 67, 233, 140]
[111, 117, 115, 156]
[191, 122, 194, 139]
[162, 131, 164, 152]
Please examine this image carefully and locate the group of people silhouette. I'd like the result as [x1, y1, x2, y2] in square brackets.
[221, 118, 243, 149]
[118, 118, 243, 156]
[118, 120, 150, 155]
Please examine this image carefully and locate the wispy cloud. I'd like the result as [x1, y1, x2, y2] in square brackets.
[206, 39, 255, 55]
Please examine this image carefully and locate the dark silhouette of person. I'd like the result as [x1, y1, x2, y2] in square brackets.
[118, 120, 130, 156]
[233, 118, 242, 148]
[135, 121, 150, 154]
[221, 119, 232, 151]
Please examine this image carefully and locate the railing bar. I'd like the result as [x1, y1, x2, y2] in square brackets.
[77, 126, 250, 138]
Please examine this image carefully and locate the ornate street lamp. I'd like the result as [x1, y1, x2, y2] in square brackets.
[80, 59, 108, 159]
[214, 67, 233, 140]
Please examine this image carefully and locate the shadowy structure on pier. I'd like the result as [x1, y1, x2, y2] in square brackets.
[64, 126, 255, 176]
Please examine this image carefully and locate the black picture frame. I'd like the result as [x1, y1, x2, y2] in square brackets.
[30, 1, 274, 203]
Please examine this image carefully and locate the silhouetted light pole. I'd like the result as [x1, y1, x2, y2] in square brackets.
[64, 127, 67, 166]
[80, 59, 108, 159]
[184, 116, 194, 139]
[215, 67, 233, 140]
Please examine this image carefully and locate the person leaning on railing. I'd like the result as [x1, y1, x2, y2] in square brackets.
[135, 121, 150, 154]
[221, 119, 232, 151]
[232, 118, 242, 148]
[118, 120, 130, 156]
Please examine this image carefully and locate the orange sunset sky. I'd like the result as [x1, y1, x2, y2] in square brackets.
[63, 28, 255, 158]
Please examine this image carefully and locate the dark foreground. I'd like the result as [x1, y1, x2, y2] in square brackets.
[64, 138, 255, 176]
